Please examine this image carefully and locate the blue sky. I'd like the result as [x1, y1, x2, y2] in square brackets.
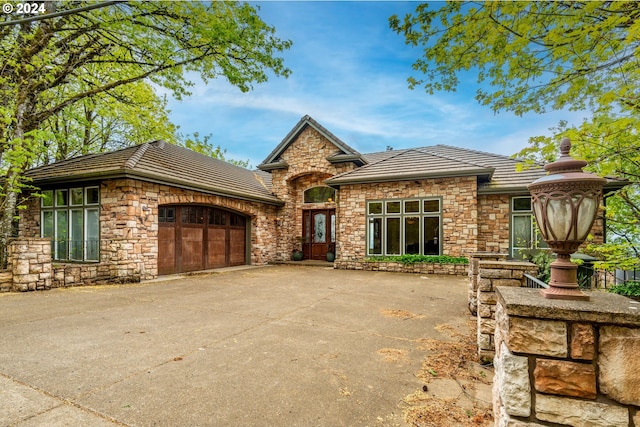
[165, 1, 582, 168]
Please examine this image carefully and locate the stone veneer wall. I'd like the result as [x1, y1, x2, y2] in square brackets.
[494, 286, 640, 427]
[0, 270, 11, 292]
[334, 260, 467, 275]
[268, 126, 356, 260]
[337, 176, 479, 260]
[19, 178, 279, 287]
[477, 194, 510, 253]
[7, 238, 52, 291]
[474, 260, 538, 364]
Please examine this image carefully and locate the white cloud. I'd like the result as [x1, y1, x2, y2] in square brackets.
[159, 1, 591, 167]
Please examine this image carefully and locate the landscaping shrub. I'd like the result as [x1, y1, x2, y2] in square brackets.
[366, 255, 468, 265]
[608, 281, 640, 298]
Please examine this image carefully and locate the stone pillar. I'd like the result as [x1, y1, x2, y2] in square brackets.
[476, 260, 537, 363]
[8, 238, 52, 291]
[468, 252, 508, 315]
[494, 286, 640, 427]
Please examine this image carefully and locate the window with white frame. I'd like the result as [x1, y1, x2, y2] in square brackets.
[366, 198, 441, 256]
[510, 196, 548, 259]
[40, 186, 100, 261]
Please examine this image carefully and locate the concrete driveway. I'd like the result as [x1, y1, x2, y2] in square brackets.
[1, 265, 476, 427]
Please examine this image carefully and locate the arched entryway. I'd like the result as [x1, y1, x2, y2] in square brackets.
[158, 205, 248, 275]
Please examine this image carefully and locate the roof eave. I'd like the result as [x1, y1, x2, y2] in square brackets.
[477, 179, 630, 196]
[29, 169, 284, 206]
[325, 154, 367, 167]
[326, 169, 493, 186]
[257, 161, 289, 172]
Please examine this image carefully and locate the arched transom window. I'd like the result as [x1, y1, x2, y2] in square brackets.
[303, 186, 336, 203]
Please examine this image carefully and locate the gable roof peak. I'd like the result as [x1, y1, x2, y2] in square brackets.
[258, 115, 365, 170]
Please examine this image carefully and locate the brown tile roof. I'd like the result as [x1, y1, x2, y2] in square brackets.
[24, 141, 283, 205]
[327, 147, 496, 186]
[336, 144, 626, 193]
[329, 144, 545, 194]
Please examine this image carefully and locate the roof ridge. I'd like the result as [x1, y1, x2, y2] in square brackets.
[124, 143, 150, 169]
[328, 148, 419, 181]
[434, 144, 519, 162]
[433, 144, 547, 168]
[417, 146, 492, 169]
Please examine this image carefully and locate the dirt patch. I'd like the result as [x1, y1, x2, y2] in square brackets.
[380, 309, 426, 320]
[377, 348, 409, 363]
[403, 319, 494, 427]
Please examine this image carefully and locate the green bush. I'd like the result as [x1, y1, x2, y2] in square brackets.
[608, 281, 640, 297]
[366, 254, 468, 265]
[521, 250, 553, 283]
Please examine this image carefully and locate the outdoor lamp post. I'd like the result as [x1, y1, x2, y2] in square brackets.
[527, 138, 606, 301]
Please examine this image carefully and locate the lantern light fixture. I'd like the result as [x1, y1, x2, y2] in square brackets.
[527, 138, 606, 301]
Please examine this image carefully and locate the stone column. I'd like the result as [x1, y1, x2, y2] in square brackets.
[468, 252, 508, 315]
[8, 238, 52, 291]
[476, 260, 537, 363]
[494, 286, 640, 426]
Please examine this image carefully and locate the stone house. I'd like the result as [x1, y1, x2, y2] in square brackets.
[14, 115, 625, 287]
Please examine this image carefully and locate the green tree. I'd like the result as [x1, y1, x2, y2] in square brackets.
[390, 1, 640, 267]
[180, 132, 251, 169]
[0, 1, 291, 265]
[40, 80, 178, 164]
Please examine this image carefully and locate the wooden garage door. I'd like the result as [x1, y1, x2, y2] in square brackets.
[158, 206, 247, 275]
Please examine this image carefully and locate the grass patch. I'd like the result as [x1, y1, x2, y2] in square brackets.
[366, 254, 469, 265]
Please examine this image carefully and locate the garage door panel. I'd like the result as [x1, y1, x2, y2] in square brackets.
[229, 228, 246, 266]
[158, 227, 176, 275]
[207, 228, 226, 268]
[181, 227, 203, 271]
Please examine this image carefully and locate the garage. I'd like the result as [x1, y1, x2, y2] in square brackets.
[158, 205, 248, 275]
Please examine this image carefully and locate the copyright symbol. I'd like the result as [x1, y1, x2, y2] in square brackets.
[2, 3, 13, 13]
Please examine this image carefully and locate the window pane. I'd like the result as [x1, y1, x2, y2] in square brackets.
[313, 213, 326, 243]
[368, 217, 382, 255]
[70, 188, 83, 205]
[41, 190, 53, 207]
[70, 210, 84, 260]
[405, 216, 420, 254]
[405, 200, 420, 213]
[330, 213, 335, 243]
[86, 187, 99, 205]
[513, 197, 532, 211]
[86, 209, 99, 261]
[56, 210, 68, 259]
[368, 202, 382, 215]
[513, 215, 532, 249]
[424, 199, 440, 213]
[304, 212, 311, 244]
[386, 201, 400, 214]
[304, 186, 336, 203]
[424, 217, 440, 255]
[42, 211, 54, 238]
[386, 218, 400, 254]
[56, 190, 68, 207]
